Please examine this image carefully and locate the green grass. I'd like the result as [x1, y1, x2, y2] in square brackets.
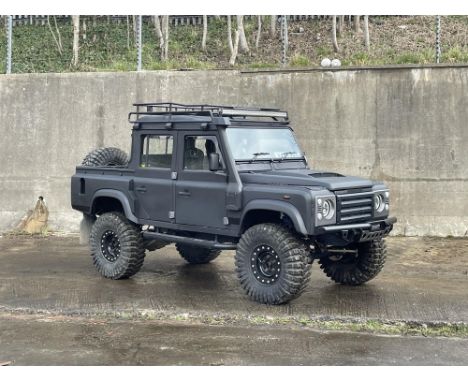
[290, 54, 310, 67]
[1, 16, 468, 74]
[4, 305, 468, 338]
[247, 61, 278, 69]
[394, 49, 435, 65]
[442, 46, 468, 63]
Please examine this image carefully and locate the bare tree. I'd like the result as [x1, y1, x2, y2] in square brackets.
[338, 15, 345, 35]
[72, 15, 80, 67]
[47, 16, 63, 55]
[255, 16, 262, 50]
[237, 15, 249, 53]
[126, 16, 131, 49]
[227, 15, 234, 55]
[153, 15, 164, 51]
[162, 15, 169, 61]
[332, 16, 339, 52]
[132, 15, 138, 42]
[363, 15, 370, 50]
[229, 30, 240, 66]
[92, 16, 97, 42]
[202, 15, 208, 51]
[354, 15, 362, 33]
[82, 17, 87, 41]
[270, 15, 276, 37]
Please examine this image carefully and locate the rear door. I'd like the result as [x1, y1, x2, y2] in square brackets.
[175, 133, 228, 229]
[134, 133, 176, 222]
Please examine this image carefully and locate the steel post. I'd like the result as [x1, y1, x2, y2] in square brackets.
[436, 16, 441, 64]
[6, 15, 13, 74]
[281, 16, 288, 66]
[137, 15, 142, 71]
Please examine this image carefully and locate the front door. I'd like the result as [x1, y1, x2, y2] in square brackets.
[134, 133, 175, 222]
[175, 133, 228, 229]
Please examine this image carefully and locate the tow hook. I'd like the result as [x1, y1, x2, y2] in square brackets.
[307, 243, 318, 264]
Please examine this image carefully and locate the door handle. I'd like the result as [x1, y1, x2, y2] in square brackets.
[178, 190, 191, 197]
[136, 186, 147, 193]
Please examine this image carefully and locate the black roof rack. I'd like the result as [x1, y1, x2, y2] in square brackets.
[128, 102, 289, 124]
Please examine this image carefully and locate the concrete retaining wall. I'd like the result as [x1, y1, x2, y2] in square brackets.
[0, 67, 467, 236]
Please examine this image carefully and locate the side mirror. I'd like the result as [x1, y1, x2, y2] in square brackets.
[208, 152, 220, 171]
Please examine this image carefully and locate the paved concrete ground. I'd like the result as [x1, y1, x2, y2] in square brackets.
[0, 235, 467, 365]
[2, 312, 468, 366]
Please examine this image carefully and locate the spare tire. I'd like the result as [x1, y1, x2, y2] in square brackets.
[82, 147, 128, 167]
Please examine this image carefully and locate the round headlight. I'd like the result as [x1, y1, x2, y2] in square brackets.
[322, 199, 335, 219]
[375, 194, 385, 213]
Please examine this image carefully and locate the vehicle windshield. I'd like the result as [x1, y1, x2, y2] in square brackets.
[226, 128, 303, 161]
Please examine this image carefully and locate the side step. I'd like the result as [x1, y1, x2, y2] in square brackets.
[142, 231, 237, 250]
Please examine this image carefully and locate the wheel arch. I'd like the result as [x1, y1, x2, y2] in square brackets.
[91, 189, 138, 223]
[240, 200, 308, 235]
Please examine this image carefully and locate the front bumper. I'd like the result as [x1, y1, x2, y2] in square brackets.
[315, 217, 397, 242]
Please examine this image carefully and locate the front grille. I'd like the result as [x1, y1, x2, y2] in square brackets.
[336, 189, 374, 224]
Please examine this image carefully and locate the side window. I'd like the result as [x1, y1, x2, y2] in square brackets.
[183, 136, 224, 171]
[141, 135, 173, 169]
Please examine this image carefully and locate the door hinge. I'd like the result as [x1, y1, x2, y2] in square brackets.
[169, 211, 175, 219]
[171, 171, 178, 180]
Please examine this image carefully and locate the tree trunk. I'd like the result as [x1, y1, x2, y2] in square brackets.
[82, 18, 87, 41]
[47, 16, 63, 55]
[227, 15, 233, 55]
[133, 15, 138, 42]
[354, 15, 361, 33]
[153, 15, 164, 51]
[255, 15, 262, 50]
[332, 16, 339, 52]
[126, 16, 130, 49]
[363, 15, 370, 51]
[202, 15, 208, 51]
[338, 15, 344, 35]
[270, 15, 276, 37]
[72, 15, 80, 67]
[237, 15, 249, 53]
[54, 16, 63, 51]
[162, 15, 169, 61]
[153, 16, 162, 39]
[229, 30, 240, 66]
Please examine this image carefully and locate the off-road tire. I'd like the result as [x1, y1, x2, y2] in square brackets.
[318, 238, 387, 285]
[176, 243, 221, 264]
[235, 223, 311, 305]
[89, 212, 145, 279]
[82, 147, 128, 167]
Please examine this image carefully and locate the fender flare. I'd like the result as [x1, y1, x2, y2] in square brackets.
[240, 200, 308, 236]
[91, 189, 138, 224]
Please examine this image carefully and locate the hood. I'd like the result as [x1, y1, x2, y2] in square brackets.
[239, 169, 374, 191]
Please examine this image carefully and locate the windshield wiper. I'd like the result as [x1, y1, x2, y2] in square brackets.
[233, 152, 273, 164]
[280, 151, 297, 158]
[236, 152, 304, 164]
[274, 152, 304, 162]
[251, 152, 271, 159]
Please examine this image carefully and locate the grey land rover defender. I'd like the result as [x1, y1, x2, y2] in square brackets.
[71, 102, 396, 305]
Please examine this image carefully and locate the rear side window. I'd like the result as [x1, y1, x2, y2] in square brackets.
[141, 135, 173, 168]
